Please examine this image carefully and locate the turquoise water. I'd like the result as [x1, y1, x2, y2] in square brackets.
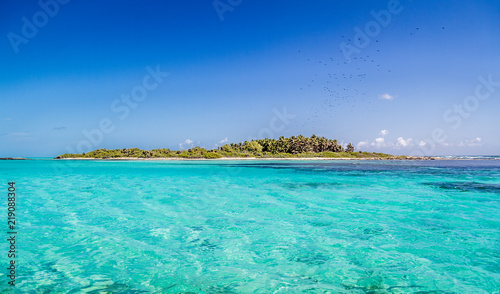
[0, 159, 499, 293]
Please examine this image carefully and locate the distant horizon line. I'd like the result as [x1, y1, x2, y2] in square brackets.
[5, 154, 500, 159]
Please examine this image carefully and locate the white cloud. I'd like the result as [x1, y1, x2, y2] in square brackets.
[360, 131, 424, 151]
[179, 139, 194, 149]
[371, 137, 385, 147]
[357, 141, 368, 149]
[378, 93, 394, 100]
[459, 137, 482, 147]
[218, 137, 228, 144]
[395, 137, 414, 148]
[4, 118, 12, 121]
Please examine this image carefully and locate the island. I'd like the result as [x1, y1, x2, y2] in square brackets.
[0, 157, 29, 160]
[55, 135, 430, 160]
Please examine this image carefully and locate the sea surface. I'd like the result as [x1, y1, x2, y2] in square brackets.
[0, 159, 499, 293]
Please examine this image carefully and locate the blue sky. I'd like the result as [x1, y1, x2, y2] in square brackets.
[1, 0, 499, 157]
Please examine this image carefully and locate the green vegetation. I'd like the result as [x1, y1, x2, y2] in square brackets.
[55, 135, 410, 159]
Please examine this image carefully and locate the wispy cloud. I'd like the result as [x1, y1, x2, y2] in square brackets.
[458, 137, 482, 147]
[378, 93, 395, 100]
[357, 130, 482, 152]
[358, 130, 419, 151]
[53, 126, 67, 131]
[357, 141, 368, 149]
[4, 132, 35, 141]
[9, 132, 30, 136]
[214, 137, 229, 148]
[179, 139, 194, 149]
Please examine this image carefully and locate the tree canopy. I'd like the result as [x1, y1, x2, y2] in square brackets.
[56, 135, 402, 159]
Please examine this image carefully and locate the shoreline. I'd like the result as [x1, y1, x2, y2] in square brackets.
[51, 156, 500, 161]
[3, 157, 497, 161]
[2, 157, 497, 161]
[54, 156, 439, 161]
[0, 157, 29, 160]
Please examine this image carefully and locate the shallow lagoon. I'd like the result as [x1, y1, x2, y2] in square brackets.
[1, 159, 499, 293]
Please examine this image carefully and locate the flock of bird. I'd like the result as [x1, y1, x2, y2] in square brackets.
[296, 26, 446, 126]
